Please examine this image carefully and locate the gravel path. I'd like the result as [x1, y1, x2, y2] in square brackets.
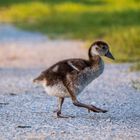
[0, 24, 47, 43]
[0, 65, 140, 140]
[0, 24, 140, 140]
[0, 24, 84, 68]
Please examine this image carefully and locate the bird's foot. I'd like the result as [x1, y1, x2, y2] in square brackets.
[88, 105, 108, 113]
[56, 111, 75, 118]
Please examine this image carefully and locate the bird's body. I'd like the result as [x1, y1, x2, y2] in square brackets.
[42, 58, 104, 98]
[33, 41, 114, 118]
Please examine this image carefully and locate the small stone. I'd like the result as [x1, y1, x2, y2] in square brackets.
[0, 102, 9, 105]
[61, 131, 66, 134]
[9, 93, 16, 96]
[106, 118, 111, 122]
[51, 131, 55, 135]
[17, 125, 31, 128]
[91, 101, 96, 105]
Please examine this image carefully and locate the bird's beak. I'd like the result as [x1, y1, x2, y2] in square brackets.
[105, 50, 115, 60]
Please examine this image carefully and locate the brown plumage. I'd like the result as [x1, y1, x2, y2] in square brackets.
[33, 40, 115, 118]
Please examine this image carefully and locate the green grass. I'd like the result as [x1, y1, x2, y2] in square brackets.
[0, 0, 140, 62]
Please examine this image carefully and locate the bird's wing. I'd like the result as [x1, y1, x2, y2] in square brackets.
[42, 58, 90, 74]
[66, 59, 90, 72]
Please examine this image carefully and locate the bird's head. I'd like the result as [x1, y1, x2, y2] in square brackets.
[88, 41, 115, 60]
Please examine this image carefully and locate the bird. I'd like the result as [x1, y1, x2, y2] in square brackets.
[33, 40, 115, 118]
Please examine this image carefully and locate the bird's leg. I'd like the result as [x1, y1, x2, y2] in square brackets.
[73, 100, 107, 113]
[66, 87, 107, 113]
[55, 97, 65, 118]
[55, 97, 73, 118]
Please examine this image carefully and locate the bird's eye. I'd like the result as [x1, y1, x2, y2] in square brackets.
[96, 47, 99, 51]
[102, 46, 106, 50]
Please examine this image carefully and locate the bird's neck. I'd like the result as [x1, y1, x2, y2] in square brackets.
[89, 55, 101, 66]
[88, 47, 102, 66]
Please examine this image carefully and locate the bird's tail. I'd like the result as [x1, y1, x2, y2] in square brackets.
[33, 73, 45, 83]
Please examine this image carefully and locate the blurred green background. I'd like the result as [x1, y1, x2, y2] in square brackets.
[0, 0, 140, 64]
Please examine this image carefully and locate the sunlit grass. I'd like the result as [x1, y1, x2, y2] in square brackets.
[0, 2, 50, 23]
[0, 0, 140, 62]
[1, 0, 140, 22]
[105, 27, 140, 62]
